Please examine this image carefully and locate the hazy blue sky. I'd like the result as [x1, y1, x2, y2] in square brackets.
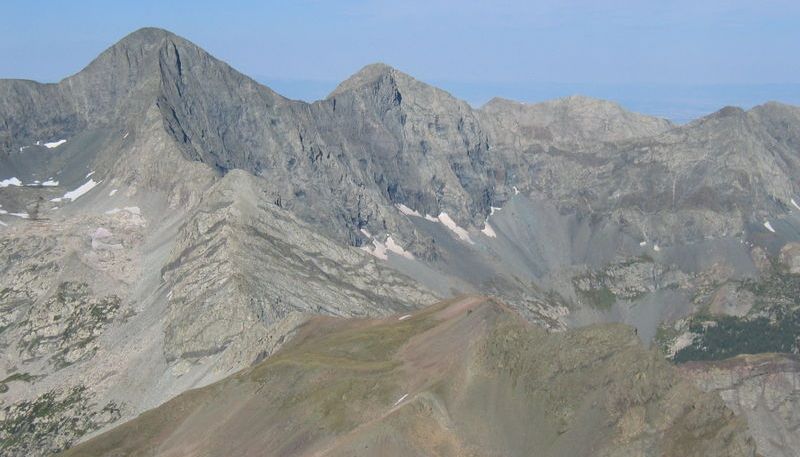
[1, 0, 799, 121]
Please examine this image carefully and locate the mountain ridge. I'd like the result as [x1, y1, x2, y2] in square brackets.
[2, 27, 800, 457]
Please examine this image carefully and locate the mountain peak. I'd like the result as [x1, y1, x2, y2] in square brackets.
[117, 27, 177, 45]
[328, 62, 405, 97]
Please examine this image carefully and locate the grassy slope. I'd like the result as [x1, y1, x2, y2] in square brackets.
[61, 296, 755, 457]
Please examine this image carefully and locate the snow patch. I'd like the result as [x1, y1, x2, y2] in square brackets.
[385, 236, 414, 259]
[61, 179, 99, 201]
[489, 206, 502, 216]
[398, 314, 412, 321]
[41, 180, 59, 187]
[481, 221, 497, 238]
[122, 132, 129, 139]
[764, 221, 776, 233]
[43, 139, 66, 148]
[653, 244, 661, 252]
[0, 220, 6, 227]
[424, 214, 439, 222]
[9, 212, 29, 219]
[108, 189, 118, 197]
[85, 171, 95, 179]
[512, 186, 520, 195]
[396, 203, 421, 217]
[793, 199, 800, 211]
[669, 332, 698, 357]
[361, 231, 413, 260]
[367, 239, 388, 260]
[437, 212, 474, 244]
[639, 241, 647, 246]
[0, 177, 22, 187]
[393, 394, 409, 407]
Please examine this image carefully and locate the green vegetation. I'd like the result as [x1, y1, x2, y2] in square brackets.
[0, 371, 37, 387]
[0, 385, 121, 455]
[673, 311, 800, 363]
[576, 285, 617, 310]
[20, 281, 121, 369]
[670, 261, 800, 363]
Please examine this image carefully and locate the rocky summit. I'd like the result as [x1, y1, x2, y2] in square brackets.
[0, 27, 798, 456]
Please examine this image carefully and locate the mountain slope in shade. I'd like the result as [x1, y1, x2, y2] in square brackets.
[61, 296, 755, 457]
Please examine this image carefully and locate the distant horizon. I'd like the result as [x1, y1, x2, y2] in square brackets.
[256, 74, 800, 124]
[2, 0, 800, 124]
[1, 24, 798, 123]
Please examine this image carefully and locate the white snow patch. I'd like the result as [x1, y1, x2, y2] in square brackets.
[0, 220, 6, 227]
[513, 186, 520, 195]
[108, 189, 118, 197]
[85, 171, 95, 178]
[424, 214, 439, 222]
[122, 132, 129, 139]
[43, 139, 66, 148]
[396, 203, 421, 217]
[361, 233, 414, 261]
[61, 179, 98, 201]
[764, 221, 776, 233]
[0, 209, 6, 215]
[639, 241, 647, 246]
[481, 221, 497, 238]
[367, 239, 388, 260]
[437, 212, 474, 244]
[398, 314, 412, 321]
[393, 394, 409, 407]
[385, 236, 414, 259]
[50, 197, 62, 203]
[792, 199, 800, 211]
[9, 212, 29, 219]
[669, 332, 698, 357]
[0, 177, 22, 187]
[360, 228, 373, 238]
[653, 244, 661, 252]
[41, 180, 59, 187]
[489, 206, 502, 216]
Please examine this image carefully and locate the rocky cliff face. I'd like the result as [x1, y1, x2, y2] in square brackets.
[679, 354, 800, 457]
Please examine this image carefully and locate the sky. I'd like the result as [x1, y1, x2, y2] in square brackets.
[1, 0, 799, 121]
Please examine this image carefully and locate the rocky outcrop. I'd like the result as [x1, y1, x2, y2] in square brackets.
[161, 170, 438, 372]
[679, 354, 800, 457]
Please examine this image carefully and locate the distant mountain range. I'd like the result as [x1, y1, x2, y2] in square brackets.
[256, 76, 800, 124]
[1, 27, 799, 456]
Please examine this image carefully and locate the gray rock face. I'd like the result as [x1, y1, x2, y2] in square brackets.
[161, 170, 437, 371]
[479, 95, 674, 148]
[680, 355, 800, 457]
